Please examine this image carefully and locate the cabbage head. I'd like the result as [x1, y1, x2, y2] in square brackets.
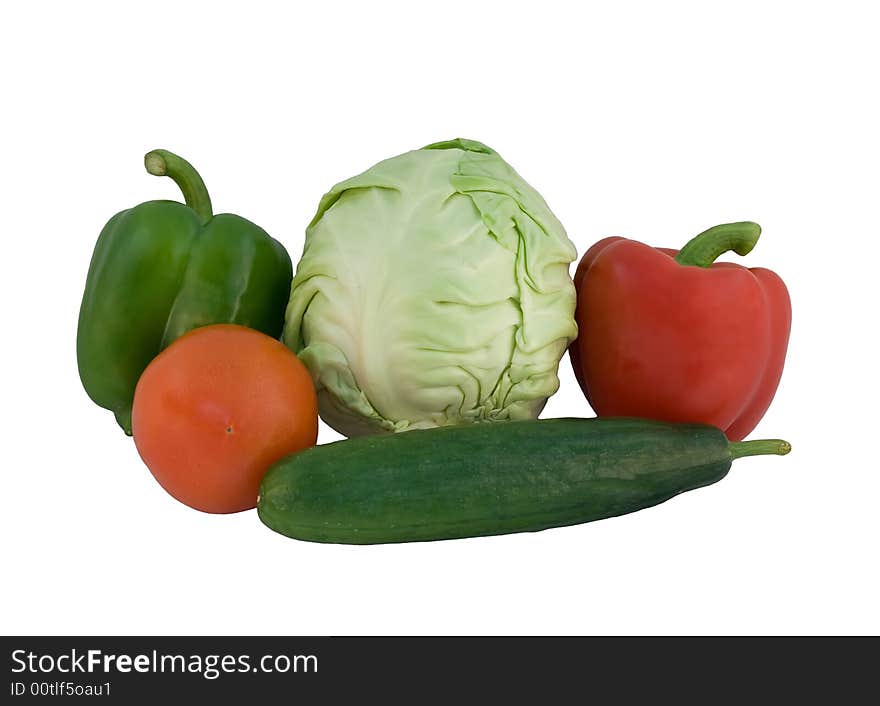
[283, 138, 577, 437]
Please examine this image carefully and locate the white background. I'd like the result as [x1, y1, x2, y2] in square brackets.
[2, 1, 878, 636]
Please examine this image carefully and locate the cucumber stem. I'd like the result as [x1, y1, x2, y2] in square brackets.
[675, 222, 761, 267]
[144, 149, 213, 224]
[729, 439, 791, 459]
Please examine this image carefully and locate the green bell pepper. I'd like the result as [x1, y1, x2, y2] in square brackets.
[77, 149, 293, 435]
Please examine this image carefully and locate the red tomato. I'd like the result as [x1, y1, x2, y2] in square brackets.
[132, 324, 318, 513]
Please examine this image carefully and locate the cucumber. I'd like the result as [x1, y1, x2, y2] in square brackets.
[257, 417, 790, 544]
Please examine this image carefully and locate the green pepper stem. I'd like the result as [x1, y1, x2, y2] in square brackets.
[674, 222, 762, 268]
[144, 149, 213, 224]
[729, 439, 791, 459]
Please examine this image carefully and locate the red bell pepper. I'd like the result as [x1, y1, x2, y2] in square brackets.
[569, 222, 790, 441]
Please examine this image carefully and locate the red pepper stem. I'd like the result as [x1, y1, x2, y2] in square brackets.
[674, 222, 762, 268]
[144, 149, 213, 225]
[728, 439, 791, 459]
